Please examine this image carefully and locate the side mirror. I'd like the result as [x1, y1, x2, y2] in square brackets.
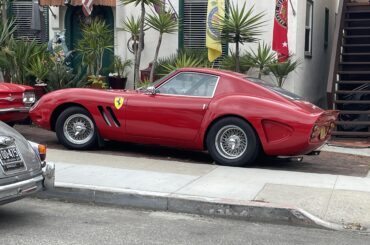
[145, 86, 156, 95]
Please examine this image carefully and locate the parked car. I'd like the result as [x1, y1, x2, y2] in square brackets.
[30, 68, 338, 167]
[0, 82, 36, 125]
[0, 121, 54, 205]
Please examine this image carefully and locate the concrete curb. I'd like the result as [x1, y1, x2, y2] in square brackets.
[35, 183, 348, 231]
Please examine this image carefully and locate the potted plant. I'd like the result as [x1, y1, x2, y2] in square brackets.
[268, 58, 300, 87]
[108, 56, 132, 89]
[88, 75, 108, 89]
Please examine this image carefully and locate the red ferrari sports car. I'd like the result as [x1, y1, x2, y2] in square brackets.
[30, 68, 338, 167]
[0, 82, 36, 125]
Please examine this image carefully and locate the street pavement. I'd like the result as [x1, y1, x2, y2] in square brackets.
[1, 198, 369, 245]
[15, 125, 370, 231]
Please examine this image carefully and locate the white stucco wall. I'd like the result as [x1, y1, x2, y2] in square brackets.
[291, 0, 338, 107]
[46, 0, 339, 106]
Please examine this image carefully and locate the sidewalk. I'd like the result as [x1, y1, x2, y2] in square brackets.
[38, 146, 370, 231]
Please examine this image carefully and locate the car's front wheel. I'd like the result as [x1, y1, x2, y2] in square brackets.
[206, 117, 260, 167]
[55, 106, 98, 150]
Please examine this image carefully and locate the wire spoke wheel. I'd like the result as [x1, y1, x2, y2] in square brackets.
[215, 125, 248, 159]
[63, 113, 95, 145]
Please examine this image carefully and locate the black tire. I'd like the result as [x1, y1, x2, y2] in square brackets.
[55, 106, 98, 150]
[206, 117, 260, 167]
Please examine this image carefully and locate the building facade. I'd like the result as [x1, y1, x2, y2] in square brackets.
[41, 0, 338, 107]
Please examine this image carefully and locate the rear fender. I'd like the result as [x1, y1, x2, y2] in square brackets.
[197, 96, 318, 152]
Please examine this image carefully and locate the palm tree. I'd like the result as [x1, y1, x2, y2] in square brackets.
[215, 2, 265, 72]
[244, 42, 275, 79]
[145, 10, 177, 82]
[268, 58, 300, 87]
[120, 0, 162, 84]
[122, 15, 141, 87]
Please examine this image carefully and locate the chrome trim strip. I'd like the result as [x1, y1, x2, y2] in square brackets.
[156, 72, 220, 99]
[0, 175, 43, 192]
[0, 97, 16, 102]
[0, 107, 31, 113]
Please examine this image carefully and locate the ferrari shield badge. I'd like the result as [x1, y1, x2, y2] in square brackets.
[114, 97, 124, 110]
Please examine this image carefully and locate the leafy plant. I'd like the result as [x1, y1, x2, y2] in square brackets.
[112, 56, 132, 78]
[221, 51, 250, 73]
[0, 18, 16, 82]
[76, 19, 113, 76]
[145, 9, 178, 82]
[88, 75, 108, 89]
[244, 42, 276, 79]
[156, 48, 210, 76]
[7, 38, 48, 85]
[26, 55, 50, 84]
[0, 18, 15, 47]
[137, 79, 152, 89]
[214, 2, 265, 72]
[120, 0, 162, 84]
[46, 62, 88, 91]
[268, 58, 300, 87]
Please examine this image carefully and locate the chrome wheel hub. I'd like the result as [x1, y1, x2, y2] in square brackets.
[63, 114, 94, 145]
[215, 125, 247, 159]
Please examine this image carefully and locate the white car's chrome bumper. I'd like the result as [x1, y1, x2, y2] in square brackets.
[0, 163, 55, 204]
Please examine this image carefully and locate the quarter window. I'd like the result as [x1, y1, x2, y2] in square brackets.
[157, 72, 218, 97]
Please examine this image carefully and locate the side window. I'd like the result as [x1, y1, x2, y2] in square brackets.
[157, 72, 218, 97]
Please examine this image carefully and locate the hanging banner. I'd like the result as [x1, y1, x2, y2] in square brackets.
[206, 0, 225, 62]
[272, 0, 289, 62]
[82, 0, 94, 16]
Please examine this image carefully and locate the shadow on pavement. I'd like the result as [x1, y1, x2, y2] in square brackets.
[15, 125, 370, 177]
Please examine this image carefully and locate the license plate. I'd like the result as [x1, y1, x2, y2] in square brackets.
[0, 146, 24, 171]
[319, 127, 327, 140]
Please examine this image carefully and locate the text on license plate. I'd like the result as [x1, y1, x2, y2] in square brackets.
[0, 147, 22, 164]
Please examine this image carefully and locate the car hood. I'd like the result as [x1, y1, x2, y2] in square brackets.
[0, 83, 33, 93]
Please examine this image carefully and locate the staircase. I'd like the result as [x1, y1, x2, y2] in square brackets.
[328, 0, 370, 139]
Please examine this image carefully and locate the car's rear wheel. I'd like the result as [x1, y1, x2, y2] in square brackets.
[206, 117, 260, 167]
[55, 107, 97, 150]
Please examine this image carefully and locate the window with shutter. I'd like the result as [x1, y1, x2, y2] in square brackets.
[179, 0, 228, 65]
[10, 1, 49, 43]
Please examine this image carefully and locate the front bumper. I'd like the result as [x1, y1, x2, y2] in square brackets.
[0, 162, 55, 205]
[0, 106, 31, 114]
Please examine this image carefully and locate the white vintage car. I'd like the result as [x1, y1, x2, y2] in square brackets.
[0, 121, 54, 205]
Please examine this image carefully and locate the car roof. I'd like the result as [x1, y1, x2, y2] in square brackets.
[176, 67, 245, 79]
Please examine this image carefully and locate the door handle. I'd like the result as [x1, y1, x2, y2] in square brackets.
[202, 104, 208, 110]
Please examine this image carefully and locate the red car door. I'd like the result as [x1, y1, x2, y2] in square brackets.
[125, 72, 219, 142]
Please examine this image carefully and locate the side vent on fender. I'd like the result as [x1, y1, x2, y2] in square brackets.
[98, 106, 112, 127]
[106, 106, 121, 127]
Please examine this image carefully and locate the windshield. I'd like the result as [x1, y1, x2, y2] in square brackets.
[137, 72, 174, 91]
[244, 77, 303, 100]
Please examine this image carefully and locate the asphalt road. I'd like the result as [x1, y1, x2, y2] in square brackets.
[16, 125, 370, 177]
[0, 198, 369, 245]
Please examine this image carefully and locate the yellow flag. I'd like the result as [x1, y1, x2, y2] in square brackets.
[206, 0, 225, 62]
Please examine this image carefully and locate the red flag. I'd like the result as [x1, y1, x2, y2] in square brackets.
[82, 0, 94, 16]
[272, 0, 289, 62]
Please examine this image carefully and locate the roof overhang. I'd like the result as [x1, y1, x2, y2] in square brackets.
[39, 0, 116, 7]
